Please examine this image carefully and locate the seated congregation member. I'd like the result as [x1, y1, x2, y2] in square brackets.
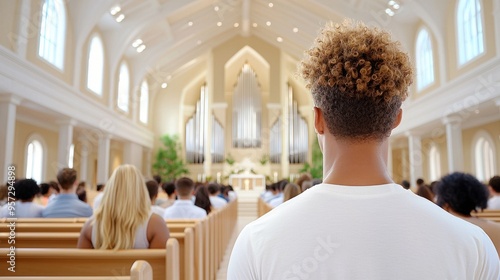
[267, 180, 287, 206]
[227, 185, 237, 201]
[0, 179, 44, 218]
[228, 20, 499, 279]
[270, 183, 301, 208]
[0, 184, 7, 206]
[92, 183, 105, 209]
[401, 179, 411, 190]
[194, 184, 212, 215]
[163, 177, 207, 219]
[146, 179, 165, 216]
[78, 165, 169, 249]
[488, 176, 500, 209]
[42, 168, 92, 218]
[207, 183, 227, 209]
[160, 181, 176, 208]
[416, 183, 434, 202]
[436, 172, 500, 256]
[301, 180, 313, 192]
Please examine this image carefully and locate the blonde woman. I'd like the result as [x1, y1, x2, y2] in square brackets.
[77, 165, 169, 249]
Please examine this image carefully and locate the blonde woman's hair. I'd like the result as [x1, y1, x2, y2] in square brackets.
[94, 164, 151, 250]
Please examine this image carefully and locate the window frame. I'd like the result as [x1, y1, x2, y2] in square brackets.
[37, 0, 67, 71]
[139, 80, 149, 124]
[24, 134, 47, 184]
[86, 34, 105, 96]
[471, 130, 497, 182]
[415, 27, 435, 91]
[117, 61, 130, 113]
[456, 0, 485, 66]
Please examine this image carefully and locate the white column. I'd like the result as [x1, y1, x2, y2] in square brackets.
[57, 119, 76, 169]
[79, 137, 89, 182]
[97, 134, 111, 183]
[0, 95, 21, 184]
[406, 131, 424, 187]
[123, 141, 143, 171]
[443, 115, 464, 172]
[15, 0, 31, 58]
[401, 148, 409, 181]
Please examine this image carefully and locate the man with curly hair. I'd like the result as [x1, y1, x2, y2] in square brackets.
[228, 20, 499, 279]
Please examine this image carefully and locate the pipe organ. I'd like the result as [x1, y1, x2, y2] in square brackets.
[232, 64, 262, 148]
[288, 85, 308, 164]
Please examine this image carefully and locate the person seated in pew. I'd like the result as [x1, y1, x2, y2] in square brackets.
[0, 184, 8, 207]
[207, 183, 228, 209]
[488, 176, 500, 209]
[163, 177, 207, 219]
[227, 185, 237, 202]
[0, 179, 44, 218]
[159, 181, 176, 208]
[146, 179, 165, 217]
[270, 183, 302, 208]
[266, 180, 287, 205]
[78, 164, 170, 249]
[194, 184, 212, 215]
[228, 20, 499, 279]
[42, 168, 92, 218]
[92, 183, 105, 209]
[436, 172, 500, 256]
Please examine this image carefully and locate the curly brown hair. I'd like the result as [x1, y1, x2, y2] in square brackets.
[300, 20, 413, 141]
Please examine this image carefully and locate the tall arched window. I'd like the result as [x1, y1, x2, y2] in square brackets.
[457, 0, 484, 65]
[38, 0, 66, 69]
[68, 143, 74, 168]
[232, 64, 262, 148]
[26, 138, 44, 183]
[428, 145, 441, 181]
[416, 28, 435, 91]
[117, 62, 130, 112]
[139, 80, 149, 124]
[87, 35, 104, 95]
[474, 133, 496, 182]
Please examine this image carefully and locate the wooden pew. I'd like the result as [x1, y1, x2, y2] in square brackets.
[0, 239, 180, 280]
[4, 260, 153, 280]
[473, 210, 500, 222]
[258, 197, 273, 217]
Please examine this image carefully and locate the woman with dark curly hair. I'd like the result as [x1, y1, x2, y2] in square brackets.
[228, 20, 499, 279]
[437, 172, 500, 256]
[0, 179, 44, 218]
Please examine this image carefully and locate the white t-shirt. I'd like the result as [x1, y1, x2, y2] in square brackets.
[209, 196, 228, 209]
[163, 200, 207, 219]
[268, 196, 283, 208]
[92, 192, 104, 209]
[0, 201, 44, 218]
[488, 196, 500, 209]
[228, 183, 500, 280]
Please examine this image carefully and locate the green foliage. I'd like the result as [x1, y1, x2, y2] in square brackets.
[300, 137, 323, 179]
[259, 154, 269, 165]
[152, 134, 189, 181]
[225, 153, 235, 165]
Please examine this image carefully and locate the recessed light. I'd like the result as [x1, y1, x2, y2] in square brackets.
[266, 21, 271, 26]
[217, 21, 222, 26]
[132, 39, 143, 48]
[293, 27, 298, 33]
[234, 23, 239, 27]
[188, 21, 193, 26]
[161, 83, 168, 89]
[393, 3, 400, 9]
[110, 5, 121, 16]
[277, 37, 283, 42]
[252, 23, 258, 27]
[214, 6, 219, 11]
[269, 2, 274, 7]
[136, 44, 146, 53]
[115, 14, 125, 23]
[388, 0, 396, 6]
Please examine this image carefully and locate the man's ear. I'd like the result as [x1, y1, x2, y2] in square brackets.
[392, 109, 403, 129]
[314, 107, 325, 135]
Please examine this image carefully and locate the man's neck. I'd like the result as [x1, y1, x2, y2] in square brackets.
[59, 186, 76, 194]
[322, 136, 393, 186]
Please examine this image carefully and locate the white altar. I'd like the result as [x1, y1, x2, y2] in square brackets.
[229, 174, 266, 191]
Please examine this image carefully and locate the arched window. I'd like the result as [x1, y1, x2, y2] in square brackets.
[38, 0, 66, 69]
[232, 64, 262, 148]
[117, 62, 130, 112]
[416, 28, 435, 91]
[139, 80, 149, 124]
[457, 0, 484, 65]
[474, 133, 496, 182]
[87, 35, 104, 95]
[25, 138, 44, 183]
[288, 85, 308, 164]
[428, 145, 441, 181]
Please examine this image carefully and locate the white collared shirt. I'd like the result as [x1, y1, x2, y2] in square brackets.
[209, 195, 228, 209]
[163, 200, 207, 219]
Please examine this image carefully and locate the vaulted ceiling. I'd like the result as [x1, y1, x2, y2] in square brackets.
[67, 0, 436, 86]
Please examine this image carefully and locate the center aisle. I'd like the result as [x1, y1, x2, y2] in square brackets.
[216, 193, 257, 280]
